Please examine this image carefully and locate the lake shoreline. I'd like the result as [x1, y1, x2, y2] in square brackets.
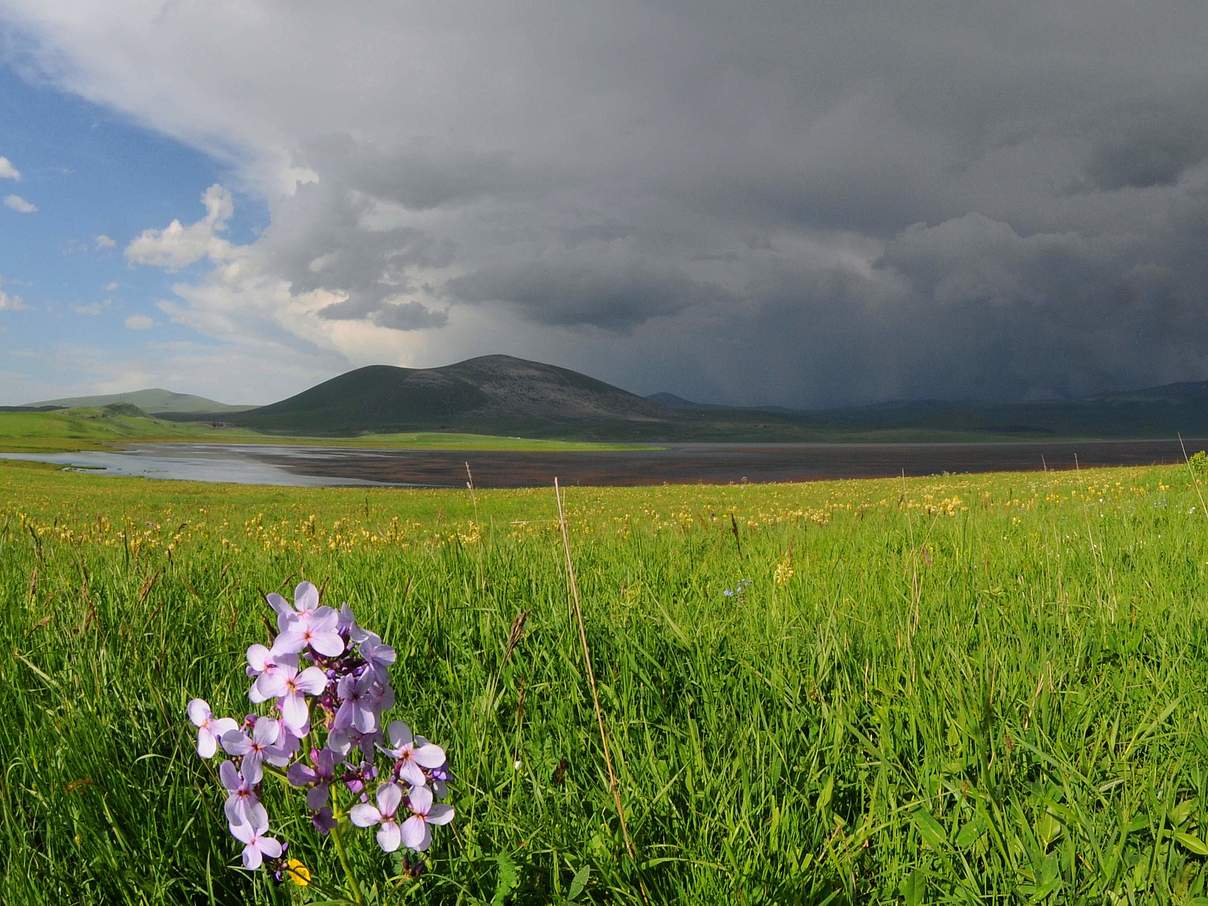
[3, 437, 1206, 488]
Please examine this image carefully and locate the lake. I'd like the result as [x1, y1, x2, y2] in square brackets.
[2, 438, 1205, 488]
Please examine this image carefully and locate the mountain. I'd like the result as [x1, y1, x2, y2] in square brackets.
[222, 355, 673, 436]
[1083, 380, 1208, 404]
[646, 392, 703, 409]
[31, 388, 251, 415]
[145, 357, 1208, 442]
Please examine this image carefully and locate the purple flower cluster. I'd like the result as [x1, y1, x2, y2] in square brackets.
[187, 581, 454, 874]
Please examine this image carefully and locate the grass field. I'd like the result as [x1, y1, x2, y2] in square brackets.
[5, 458, 1208, 902]
[0, 410, 656, 453]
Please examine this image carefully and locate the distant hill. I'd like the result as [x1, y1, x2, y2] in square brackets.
[0, 404, 249, 453]
[223, 355, 673, 436]
[142, 357, 1208, 442]
[1083, 380, 1208, 404]
[30, 388, 251, 415]
[646, 392, 704, 409]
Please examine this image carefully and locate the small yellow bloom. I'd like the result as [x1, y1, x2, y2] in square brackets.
[284, 859, 311, 887]
[774, 552, 795, 587]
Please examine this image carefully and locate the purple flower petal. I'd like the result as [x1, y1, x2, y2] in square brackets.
[353, 704, 377, 734]
[312, 807, 336, 834]
[220, 729, 251, 756]
[287, 762, 315, 787]
[426, 803, 455, 826]
[295, 581, 320, 612]
[310, 607, 338, 633]
[273, 629, 308, 655]
[295, 666, 328, 696]
[327, 729, 354, 756]
[187, 699, 210, 727]
[414, 743, 446, 769]
[244, 801, 267, 829]
[266, 592, 293, 631]
[256, 671, 289, 699]
[377, 782, 403, 816]
[400, 815, 430, 851]
[230, 821, 255, 845]
[399, 761, 426, 788]
[241, 843, 263, 871]
[264, 738, 297, 768]
[224, 795, 245, 826]
[219, 760, 241, 792]
[252, 718, 280, 747]
[211, 717, 238, 737]
[377, 820, 402, 852]
[258, 836, 282, 860]
[309, 629, 345, 657]
[242, 751, 264, 779]
[196, 728, 218, 759]
[241, 757, 263, 785]
[349, 803, 380, 827]
[408, 785, 433, 815]
[307, 784, 330, 809]
[246, 644, 271, 673]
[387, 721, 412, 750]
[281, 692, 308, 732]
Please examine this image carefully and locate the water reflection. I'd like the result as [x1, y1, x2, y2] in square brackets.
[0, 439, 1201, 489]
[0, 444, 401, 487]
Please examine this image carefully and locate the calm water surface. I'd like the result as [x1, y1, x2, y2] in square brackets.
[2, 439, 1204, 488]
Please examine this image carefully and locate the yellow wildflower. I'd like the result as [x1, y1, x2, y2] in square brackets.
[774, 552, 795, 587]
[284, 859, 311, 887]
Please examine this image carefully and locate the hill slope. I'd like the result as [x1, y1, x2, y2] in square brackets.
[31, 388, 251, 414]
[0, 406, 248, 452]
[1083, 380, 1208, 404]
[225, 355, 672, 435]
[145, 356, 1208, 442]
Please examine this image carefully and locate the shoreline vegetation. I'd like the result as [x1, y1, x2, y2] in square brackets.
[5, 457, 1208, 899]
[2, 407, 1203, 458]
[0, 409, 659, 454]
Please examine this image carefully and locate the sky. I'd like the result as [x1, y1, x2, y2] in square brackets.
[2, 2, 1208, 408]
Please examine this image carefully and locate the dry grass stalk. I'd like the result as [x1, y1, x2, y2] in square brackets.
[554, 478, 649, 903]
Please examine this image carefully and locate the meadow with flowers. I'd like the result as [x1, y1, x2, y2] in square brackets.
[5, 456, 1208, 902]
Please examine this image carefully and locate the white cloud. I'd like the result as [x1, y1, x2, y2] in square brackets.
[0, 156, 19, 181]
[95, 234, 116, 249]
[4, 194, 37, 214]
[0, 276, 27, 312]
[125, 184, 235, 270]
[2, 338, 321, 407]
[104, 281, 119, 291]
[124, 314, 155, 330]
[71, 299, 111, 316]
[0, 288, 27, 311]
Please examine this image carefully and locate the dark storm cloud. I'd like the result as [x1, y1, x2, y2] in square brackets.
[258, 176, 456, 326]
[447, 258, 734, 331]
[301, 135, 537, 211]
[370, 300, 448, 331]
[1071, 99, 1208, 192]
[318, 295, 447, 331]
[11, 0, 1208, 403]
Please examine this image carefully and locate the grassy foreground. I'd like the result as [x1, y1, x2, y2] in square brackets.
[4, 459, 1208, 902]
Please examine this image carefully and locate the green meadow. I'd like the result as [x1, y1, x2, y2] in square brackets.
[5, 457, 1208, 903]
[0, 409, 654, 453]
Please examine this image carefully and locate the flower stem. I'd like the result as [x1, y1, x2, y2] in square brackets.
[330, 814, 365, 906]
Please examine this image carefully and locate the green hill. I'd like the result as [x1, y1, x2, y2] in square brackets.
[224, 355, 672, 436]
[30, 388, 251, 415]
[0, 406, 239, 452]
[119, 355, 1208, 442]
